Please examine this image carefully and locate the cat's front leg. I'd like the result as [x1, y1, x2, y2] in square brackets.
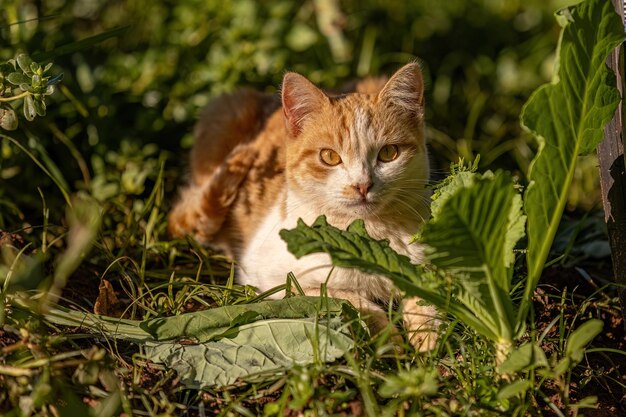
[402, 296, 439, 352]
[168, 143, 257, 243]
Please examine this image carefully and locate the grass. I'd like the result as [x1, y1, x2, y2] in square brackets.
[1, 156, 624, 416]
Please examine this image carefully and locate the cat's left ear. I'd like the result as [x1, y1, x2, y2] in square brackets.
[282, 72, 329, 137]
[378, 62, 425, 120]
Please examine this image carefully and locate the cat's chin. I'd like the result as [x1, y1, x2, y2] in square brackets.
[338, 201, 381, 219]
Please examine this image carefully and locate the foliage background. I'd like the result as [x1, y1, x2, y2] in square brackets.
[1, 0, 597, 235]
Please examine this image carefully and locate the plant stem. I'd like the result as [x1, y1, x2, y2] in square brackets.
[0, 91, 31, 102]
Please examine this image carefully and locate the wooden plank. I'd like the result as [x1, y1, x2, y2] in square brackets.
[599, 0, 626, 310]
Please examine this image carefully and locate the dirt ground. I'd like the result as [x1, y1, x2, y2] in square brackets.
[534, 266, 626, 416]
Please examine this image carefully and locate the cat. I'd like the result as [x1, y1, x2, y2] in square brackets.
[168, 63, 438, 350]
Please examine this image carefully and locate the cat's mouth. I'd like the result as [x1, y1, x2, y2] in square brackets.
[343, 199, 380, 215]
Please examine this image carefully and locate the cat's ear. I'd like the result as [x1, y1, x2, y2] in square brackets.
[281, 72, 329, 136]
[378, 63, 425, 119]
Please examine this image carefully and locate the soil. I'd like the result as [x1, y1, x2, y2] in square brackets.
[534, 266, 626, 416]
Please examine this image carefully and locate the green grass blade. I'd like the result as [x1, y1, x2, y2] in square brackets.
[1, 134, 72, 207]
[38, 306, 153, 342]
[45, 196, 102, 306]
[32, 27, 129, 63]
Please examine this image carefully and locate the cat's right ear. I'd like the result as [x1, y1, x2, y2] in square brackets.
[378, 62, 425, 120]
[281, 72, 329, 137]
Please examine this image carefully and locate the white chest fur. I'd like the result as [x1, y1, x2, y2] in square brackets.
[238, 192, 424, 302]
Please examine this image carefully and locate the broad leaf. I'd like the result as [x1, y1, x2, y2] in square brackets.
[429, 159, 482, 220]
[565, 319, 603, 363]
[498, 342, 549, 374]
[281, 216, 502, 341]
[16, 54, 34, 74]
[570, 396, 599, 410]
[37, 297, 356, 388]
[552, 319, 603, 377]
[145, 317, 353, 388]
[23, 94, 36, 121]
[281, 216, 449, 301]
[520, 0, 624, 325]
[497, 379, 532, 401]
[7, 72, 30, 85]
[378, 368, 439, 399]
[281, 216, 428, 291]
[424, 171, 524, 275]
[420, 171, 525, 343]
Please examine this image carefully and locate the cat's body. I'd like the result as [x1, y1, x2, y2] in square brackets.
[169, 63, 437, 349]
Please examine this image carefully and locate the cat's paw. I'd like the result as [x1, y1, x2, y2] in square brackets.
[407, 324, 438, 352]
[402, 298, 439, 352]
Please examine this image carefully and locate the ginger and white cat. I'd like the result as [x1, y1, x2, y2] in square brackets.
[169, 63, 437, 350]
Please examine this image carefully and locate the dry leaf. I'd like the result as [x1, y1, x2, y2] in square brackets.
[94, 279, 122, 317]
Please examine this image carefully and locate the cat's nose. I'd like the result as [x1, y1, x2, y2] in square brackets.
[353, 182, 373, 198]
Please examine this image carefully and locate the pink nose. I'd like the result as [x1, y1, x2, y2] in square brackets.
[353, 182, 372, 198]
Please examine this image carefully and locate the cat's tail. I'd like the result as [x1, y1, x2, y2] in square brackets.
[168, 142, 258, 244]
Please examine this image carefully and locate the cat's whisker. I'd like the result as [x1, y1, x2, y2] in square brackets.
[391, 198, 428, 225]
[397, 204, 426, 224]
[397, 179, 433, 185]
[393, 185, 433, 194]
[396, 180, 434, 188]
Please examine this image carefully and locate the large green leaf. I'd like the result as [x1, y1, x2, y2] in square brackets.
[145, 317, 353, 388]
[36, 297, 356, 388]
[281, 216, 429, 292]
[424, 172, 524, 277]
[429, 158, 481, 220]
[280, 216, 451, 306]
[520, 0, 624, 326]
[281, 216, 502, 341]
[420, 171, 525, 344]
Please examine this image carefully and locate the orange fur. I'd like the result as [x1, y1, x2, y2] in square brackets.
[169, 63, 438, 350]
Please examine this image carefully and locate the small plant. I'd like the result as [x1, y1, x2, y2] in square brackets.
[0, 54, 63, 130]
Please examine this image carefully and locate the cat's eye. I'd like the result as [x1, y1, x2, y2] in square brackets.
[320, 149, 342, 166]
[378, 144, 399, 162]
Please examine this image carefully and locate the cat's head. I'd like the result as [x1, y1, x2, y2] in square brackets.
[281, 63, 430, 223]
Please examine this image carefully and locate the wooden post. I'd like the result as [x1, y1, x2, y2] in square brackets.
[599, 0, 626, 311]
